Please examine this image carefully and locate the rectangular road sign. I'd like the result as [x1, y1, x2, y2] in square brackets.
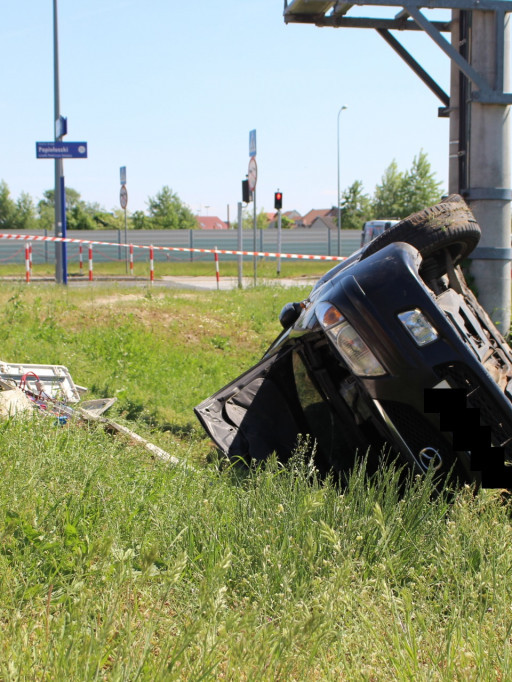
[120, 166, 127, 185]
[249, 129, 256, 157]
[36, 142, 88, 159]
[55, 116, 68, 138]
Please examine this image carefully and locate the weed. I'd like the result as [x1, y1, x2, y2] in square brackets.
[0, 285, 511, 679]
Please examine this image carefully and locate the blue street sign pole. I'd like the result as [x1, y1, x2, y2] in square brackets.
[36, 140, 87, 285]
[53, 0, 63, 284]
[60, 176, 67, 284]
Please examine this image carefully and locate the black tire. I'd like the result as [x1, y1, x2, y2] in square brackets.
[361, 195, 481, 269]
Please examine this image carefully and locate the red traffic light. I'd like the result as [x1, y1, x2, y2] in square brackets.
[274, 192, 283, 210]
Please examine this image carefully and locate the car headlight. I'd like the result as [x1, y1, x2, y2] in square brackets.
[316, 302, 386, 377]
[398, 309, 438, 346]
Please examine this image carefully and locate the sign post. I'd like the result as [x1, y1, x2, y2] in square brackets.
[36, 138, 88, 285]
[237, 201, 243, 289]
[277, 209, 282, 276]
[60, 175, 67, 284]
[248, 130, 257, 285]
[120, 170, 128, 274]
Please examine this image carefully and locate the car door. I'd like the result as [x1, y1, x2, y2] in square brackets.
[195, 345, 306, 463]
[195, 337, 375, 472]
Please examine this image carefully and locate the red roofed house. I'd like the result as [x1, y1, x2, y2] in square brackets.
[299, 208, 337, 228]
[267, 209, 302, 229]
[196, 216, 228, 230]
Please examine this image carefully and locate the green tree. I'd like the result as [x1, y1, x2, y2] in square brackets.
[339, 180, 372, 230]
[131, 210, 149, 230]
[91, 209, 126, 230]
[0, 181, 16, 230]
[37, 188, 116, 230]
[37, 188, 86, 230]
[0, 182, 37, 230]
[240, 208, 271, 230]
[146, 186, 197, 229]
[67, 204, 96, 230]
[11, 192, 37, 230]
[400, 149, 443, 216]
[281, 215, 295, 229]
[372, 151, 443, 219]
[372, 160, 403, 219]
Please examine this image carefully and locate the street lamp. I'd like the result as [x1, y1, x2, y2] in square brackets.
[337, 105, 347, 257]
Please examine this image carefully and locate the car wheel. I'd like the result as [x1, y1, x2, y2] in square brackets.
[361, 194, 481, 274]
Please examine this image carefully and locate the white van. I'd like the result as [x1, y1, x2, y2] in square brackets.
[361, 219, 398, 247]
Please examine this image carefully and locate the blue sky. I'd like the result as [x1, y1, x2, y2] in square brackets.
[2, 1, 458, 221]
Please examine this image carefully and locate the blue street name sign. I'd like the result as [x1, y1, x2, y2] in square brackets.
[36, 142, 88, 159]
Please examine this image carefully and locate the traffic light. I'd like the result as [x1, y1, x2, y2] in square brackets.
[274, 191, 283, 210]
[242, 179, 251, 203]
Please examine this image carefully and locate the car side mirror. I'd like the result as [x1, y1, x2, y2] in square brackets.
[279, 302, 303, 329]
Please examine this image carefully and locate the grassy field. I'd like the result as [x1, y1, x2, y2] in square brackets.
[1, 283, 512, 681]
[0, 258, 330, 281]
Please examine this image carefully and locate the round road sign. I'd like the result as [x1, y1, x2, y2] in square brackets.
[248, 157, 257, 192]
[120, 184, 128, 209]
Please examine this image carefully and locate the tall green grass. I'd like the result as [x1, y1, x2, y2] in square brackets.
[0, 284, 511, 680]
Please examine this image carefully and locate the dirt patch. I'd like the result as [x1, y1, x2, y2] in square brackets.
[91, 293, 166, 306]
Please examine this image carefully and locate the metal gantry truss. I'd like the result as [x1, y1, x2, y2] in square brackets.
[284, 0, 512, 112]
[284, 0, 512, 327]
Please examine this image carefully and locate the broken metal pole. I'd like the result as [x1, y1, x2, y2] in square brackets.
[76, 407, 191, 469]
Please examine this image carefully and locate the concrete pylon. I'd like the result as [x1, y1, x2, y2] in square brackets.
[451, 10, 511, 332]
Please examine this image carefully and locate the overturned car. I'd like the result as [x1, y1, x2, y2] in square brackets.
[195, 196, 512, 488]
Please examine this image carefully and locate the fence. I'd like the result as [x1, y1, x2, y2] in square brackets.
[0, 228, 362, 268]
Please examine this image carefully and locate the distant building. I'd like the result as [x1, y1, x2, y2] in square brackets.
[309, 215, 337, 230]
[196, 216, 228, 230]
[299, 208, 337, 228]
[268, 209, 302, 228]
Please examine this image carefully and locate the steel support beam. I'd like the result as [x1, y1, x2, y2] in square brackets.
[407, 6, 512, 103]
[376, 28, 450, 107]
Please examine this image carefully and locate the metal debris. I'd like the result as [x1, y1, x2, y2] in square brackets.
[0, 360, 188, 468]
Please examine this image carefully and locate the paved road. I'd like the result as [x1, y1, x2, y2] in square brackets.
[159, 275, 317, 291]
[2, 275, 318, 291]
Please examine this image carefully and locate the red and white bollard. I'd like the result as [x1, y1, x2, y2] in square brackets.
[79, 244, 83, 274]
[88, 244, 93, 281]
[214, 245, 220, 291]
[28, 241, 33, 278]
[25, 243, 31, 283]
[129, 244, 134, 276]
[149, 245, 154, 284]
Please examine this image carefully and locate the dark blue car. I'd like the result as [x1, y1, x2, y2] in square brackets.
[195, 196, 512, 489]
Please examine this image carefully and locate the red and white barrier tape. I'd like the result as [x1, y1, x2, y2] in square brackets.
[0, 233, 346, 263]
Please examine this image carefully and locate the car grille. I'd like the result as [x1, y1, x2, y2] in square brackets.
[380, 399, 452, 458]
[435, 362, 512, 457]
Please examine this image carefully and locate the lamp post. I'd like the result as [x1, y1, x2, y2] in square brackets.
[337, 105, 347, 257]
